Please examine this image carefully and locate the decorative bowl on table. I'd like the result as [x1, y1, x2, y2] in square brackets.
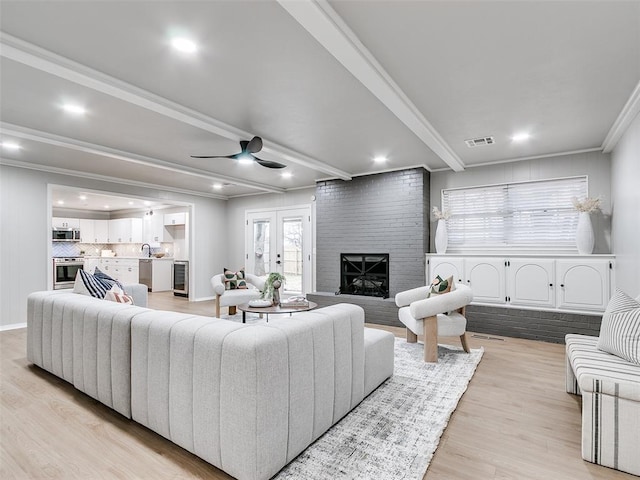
[248, 299, 273, 308]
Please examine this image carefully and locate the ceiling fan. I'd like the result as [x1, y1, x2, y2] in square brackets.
[191, 136, 285, 169]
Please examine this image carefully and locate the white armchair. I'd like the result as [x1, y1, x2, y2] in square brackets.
[395, 284, 473, 362]
[211, 273, 266, 318]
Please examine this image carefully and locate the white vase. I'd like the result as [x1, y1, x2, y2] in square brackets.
[576, 212, 594, 254]
[435, 219, 448, 254]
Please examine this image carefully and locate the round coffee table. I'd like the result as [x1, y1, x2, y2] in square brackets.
[237, 301, 318, 323]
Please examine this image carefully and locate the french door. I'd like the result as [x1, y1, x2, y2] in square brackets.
[246, 206, 312, 295]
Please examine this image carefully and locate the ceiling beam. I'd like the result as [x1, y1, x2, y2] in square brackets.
[1, 123, 285, 194]
[0, 32, 352, 181]
[278, 0, 465, 172]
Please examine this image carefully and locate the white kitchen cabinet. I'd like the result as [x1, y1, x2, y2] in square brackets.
[100, 258, 139, 284]
[79, 219, 95, 243]
[108, 218, 143, 243]
[144, 213, 172, 243]
[94, 220, 109, 243]
[52, 217, 80, 229]
[464, 258, 506, 304]
[427, 254, 614, 313]
[83, 257, 101, 275]
[507, 258, 555, 308]
[557, 259, 610, 312]
[164, 212, 187, 226]
[152, 259, 173, 291]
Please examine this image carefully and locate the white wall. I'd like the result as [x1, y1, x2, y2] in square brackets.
[0, 165, 227, 327]
[611, 112, 640, 295]
[430, 151, 612, 253]
[225, 188, 316, 269]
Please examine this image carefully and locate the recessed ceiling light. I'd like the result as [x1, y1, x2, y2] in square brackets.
[128, 201, 134, 205]
[144, 201, 151, 206]
[511, 132, 531, 142]
[171, 37, 197, 53]
[373, 156, 387, 163]
[104, 205, 110, 209]
[57, 200, 64, 205]
[62, 104, 86, 115]
[281, 172, 292, 179]
[78, 195, 87, 201]
[1, 141, 21, 151]
[213, 183, 223, 190]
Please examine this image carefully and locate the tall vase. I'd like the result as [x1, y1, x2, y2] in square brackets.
[272, 280, 282, 306]
[435, 219, 448, 254]
[576, 212, 594, 254]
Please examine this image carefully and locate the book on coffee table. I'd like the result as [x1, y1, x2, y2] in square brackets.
[281, 296, 310, 307]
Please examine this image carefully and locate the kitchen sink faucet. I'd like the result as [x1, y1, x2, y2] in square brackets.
[141, 243, 152, 257]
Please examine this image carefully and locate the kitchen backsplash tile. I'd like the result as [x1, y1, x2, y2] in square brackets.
[52, 242, 172, 257]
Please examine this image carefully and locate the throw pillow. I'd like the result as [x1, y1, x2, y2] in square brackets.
[73, 269, 109, 299]
[428, 275, 453, 297]
[93, 267, 124, 290]
[597, 289, 640, 365]
[104, 285, 134, 305]
[224, 268, 247, 290]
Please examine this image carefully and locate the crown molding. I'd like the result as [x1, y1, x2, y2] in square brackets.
[601, 79, 640, 153]
[277, 0, 465, 172]
[1, 123, 285, 194]
[0, 32, 352, 181]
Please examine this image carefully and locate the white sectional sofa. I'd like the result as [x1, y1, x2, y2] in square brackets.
[26, 289, 395, 480]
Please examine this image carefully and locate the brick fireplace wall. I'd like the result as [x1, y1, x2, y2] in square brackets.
[315, 168, 430, 299]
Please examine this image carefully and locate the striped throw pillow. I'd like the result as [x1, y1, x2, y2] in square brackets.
[73, 269, 109, 299]
[597, 289, 640, 365]
[93, 267, 124, 290]
[104, 285, 134, 305]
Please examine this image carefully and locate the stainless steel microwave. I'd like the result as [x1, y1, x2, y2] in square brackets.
[52, 228, 81, 242]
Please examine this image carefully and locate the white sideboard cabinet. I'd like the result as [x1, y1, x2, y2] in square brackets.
[427, 254, 614, 314]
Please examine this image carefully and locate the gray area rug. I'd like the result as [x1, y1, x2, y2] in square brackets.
[274, 339, 484, 480]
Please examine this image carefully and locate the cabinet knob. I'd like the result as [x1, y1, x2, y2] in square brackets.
[560, 284, 565, 287]
[549, 283, 553, 287]
[466, 280, 470, 283]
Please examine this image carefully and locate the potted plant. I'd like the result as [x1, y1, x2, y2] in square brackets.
[261, 272, 286, 305]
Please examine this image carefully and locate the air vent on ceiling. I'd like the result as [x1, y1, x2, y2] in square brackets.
[465, 136, 495, 148]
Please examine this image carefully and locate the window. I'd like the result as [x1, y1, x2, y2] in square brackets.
[442, 176, 587, 252]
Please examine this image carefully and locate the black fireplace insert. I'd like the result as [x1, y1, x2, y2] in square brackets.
[338, 253, 389, 298]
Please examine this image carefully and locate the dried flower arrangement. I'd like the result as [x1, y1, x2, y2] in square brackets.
[432, 206, 451, 220]
[572, 196, 601, 213]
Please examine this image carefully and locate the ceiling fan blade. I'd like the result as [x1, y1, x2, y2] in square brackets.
[254, 157, 286, 169]
[246, 136, 263, 153]
[190, 154, 236, 159]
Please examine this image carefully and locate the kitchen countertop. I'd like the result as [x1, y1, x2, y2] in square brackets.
[83, 256, 174, 260]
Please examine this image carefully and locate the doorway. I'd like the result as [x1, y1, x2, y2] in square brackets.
[246, 206, 312, 295]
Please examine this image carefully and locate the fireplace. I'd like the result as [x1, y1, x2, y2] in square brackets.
[339, 253, 389, 298]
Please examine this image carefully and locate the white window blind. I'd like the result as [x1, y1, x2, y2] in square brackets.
[442, 176, 587, 251]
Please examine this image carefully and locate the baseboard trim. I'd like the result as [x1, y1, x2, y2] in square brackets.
[0, 322, 27, 332]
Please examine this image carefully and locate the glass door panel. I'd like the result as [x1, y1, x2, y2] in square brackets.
[281, 217, 303, 294]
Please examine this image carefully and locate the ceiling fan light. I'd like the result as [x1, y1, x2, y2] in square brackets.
[238, 154, 254, 165]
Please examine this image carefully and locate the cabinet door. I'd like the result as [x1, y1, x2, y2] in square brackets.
[83, 258, 100, 275]
[79, 219, 95, 243]
[130, 218, 143, 243]
[52, 217, 80, 228]
[508, 259, 555, 308]
[164, 212, 186, 226]
[428, 256, 464, 285]
[557, 259, 610, 311]
[464, 258, 506, 304]
[94, 220, 109, 243]
[108, 219, 130, 243]
[151, 260, 173, 291]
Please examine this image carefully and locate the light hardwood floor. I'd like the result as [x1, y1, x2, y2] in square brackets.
[1, 292, 633, 479]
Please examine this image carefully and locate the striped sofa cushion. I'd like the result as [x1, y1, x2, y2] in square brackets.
[566, 334, 640, 401]
[597, 289, 640, 365]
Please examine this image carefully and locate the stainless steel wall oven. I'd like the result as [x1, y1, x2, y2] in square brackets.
[53, 257, 84, 289]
